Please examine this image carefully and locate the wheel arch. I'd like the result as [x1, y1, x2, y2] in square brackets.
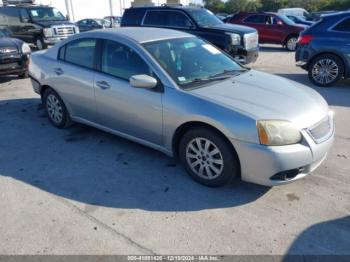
[172, 121, 241, 174]
[284, 33, 299, 45]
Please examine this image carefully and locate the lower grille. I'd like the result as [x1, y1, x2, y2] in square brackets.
[307, 113, 334, 143]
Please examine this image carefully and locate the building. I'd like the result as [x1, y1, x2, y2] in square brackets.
[35, 0, 202, 21]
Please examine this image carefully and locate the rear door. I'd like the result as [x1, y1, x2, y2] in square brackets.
[52, 38, 98, 122]
[243, 14, 268, 42]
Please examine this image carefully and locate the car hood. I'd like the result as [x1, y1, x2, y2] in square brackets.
[190, 70, 329, 129]
[207, 23, 257, 34]
[34, 20, 75, 28]
[0, 37, 23, 50]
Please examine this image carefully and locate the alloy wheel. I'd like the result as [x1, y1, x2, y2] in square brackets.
[287, 37, 297, 51]
[185, 137, 224, 180]
[311, 58, 339, 85]
[46, 94, 63, 125]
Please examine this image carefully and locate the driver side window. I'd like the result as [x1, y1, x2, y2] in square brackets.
[101, 40, 152, 81]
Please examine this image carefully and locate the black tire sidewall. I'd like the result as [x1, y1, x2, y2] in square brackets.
[179, 128, 240, 187]
[43, 88, 68, 128]
[308, 54, 344, 87]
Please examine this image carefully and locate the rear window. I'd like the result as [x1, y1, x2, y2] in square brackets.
[333, 18, 350, 32]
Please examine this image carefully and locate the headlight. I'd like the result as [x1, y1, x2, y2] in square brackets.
[227, 33, 241, 46]
[21, 43, 31, 54]
[257, 120, 302, 146]
[74, 26, 80, 34]
[43, 28, 54, 37]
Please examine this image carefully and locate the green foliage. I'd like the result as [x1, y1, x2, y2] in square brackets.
[203, 0, 350, 14]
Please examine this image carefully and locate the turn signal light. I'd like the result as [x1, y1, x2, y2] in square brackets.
[298, 35, 314, 45]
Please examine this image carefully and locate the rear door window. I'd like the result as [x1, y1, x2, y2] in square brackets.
[244, 15, 266, 24]
[143, 10, 192, 28]
[63, 38, 97, 69]
[333, 18, 350, 32]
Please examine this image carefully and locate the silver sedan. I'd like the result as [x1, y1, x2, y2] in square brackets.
[29, 28, 334, 187]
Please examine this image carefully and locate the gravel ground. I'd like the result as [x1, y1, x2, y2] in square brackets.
[0, 45, 349, 255]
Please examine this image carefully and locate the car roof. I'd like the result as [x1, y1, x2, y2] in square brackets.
[83, 27, 193, 43]
[126, 5, 204, 11]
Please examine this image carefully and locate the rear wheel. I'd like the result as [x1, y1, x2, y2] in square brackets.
[285, 36, 298, 51]
[18, 71, 28, 79]
[179, 127, 240, 187]
[308, 54, 344, 87]
[43, 88, 71, 128]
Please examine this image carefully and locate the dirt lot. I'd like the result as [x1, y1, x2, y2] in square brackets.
[0, 45, 349, 255]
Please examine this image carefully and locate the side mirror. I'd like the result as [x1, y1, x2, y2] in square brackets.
[130, 74, 157, 89]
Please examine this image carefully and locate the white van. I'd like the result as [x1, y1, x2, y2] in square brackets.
[278, 8, 310, 18]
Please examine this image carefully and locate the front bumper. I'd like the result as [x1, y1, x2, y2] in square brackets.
[44, 36, 72, 45]
[231, 122, 334, 187]
[230, 47, 259, 65]
[0, 53, 29, 76]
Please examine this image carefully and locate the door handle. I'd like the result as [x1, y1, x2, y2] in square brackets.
[54, 68, 64, 76]
[96, 80, 111, 90]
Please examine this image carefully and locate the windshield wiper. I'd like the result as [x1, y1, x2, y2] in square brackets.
[210, 68, 249, 78]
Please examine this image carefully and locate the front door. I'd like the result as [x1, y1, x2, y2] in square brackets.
[94, 39, 163, 145]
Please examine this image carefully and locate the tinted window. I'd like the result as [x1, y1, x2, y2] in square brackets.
[101, 40, 151, 80]
[64, 38, 97, 69]
[121, 9, 145, 26]
[58, 45, 65, 60]
[245, 15, 266, 24]
[187, 9, 222, 27]
[143, 10, 166, 26]
[20, 9, 30, 21]
[333, 18, 350, 32]
[143, 10, 192, 28]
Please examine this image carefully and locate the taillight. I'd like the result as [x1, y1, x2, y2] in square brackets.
[298, 35, 314, 45]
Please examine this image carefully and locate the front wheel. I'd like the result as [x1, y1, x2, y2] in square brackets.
[308, 54, 344, 87]
[35, 37, 47, 50]
[285, 36, 298, 51]
[179, 128, 240, 187]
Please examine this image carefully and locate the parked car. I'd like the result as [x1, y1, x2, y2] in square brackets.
[104, 16, 121, 27]
[0, 3, 79, 50]
[0, 26, 30, 78]
[286, 15, 314, 26]
[29, 28, 334, 187]
[309, 11, 337, 21]
[228, 12, 306, 51]
[296, 12, 350, 87]
[278, 8, 310, 19]
[76, 18, 112, 32]
[121, 6, 259, 64]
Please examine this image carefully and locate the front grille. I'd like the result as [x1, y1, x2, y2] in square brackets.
[307, 114, 334, 143]
[244, 32, 259, 50]
[0, 46, 18, 55]
[53, 26, 75, 37]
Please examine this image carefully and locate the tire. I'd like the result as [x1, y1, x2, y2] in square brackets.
[285, 36, 298, 51]
[179, 127, 240, 187]
[43, 88, 71, 128]
[308, 54, 344, 87]
[35, 37, 47, 50]
[18, 71, 29, 79]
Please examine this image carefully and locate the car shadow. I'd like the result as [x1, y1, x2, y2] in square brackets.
[284, 216, 350, 256]
[0, 76, 19, 84]
[0, 98, 269, 212]
[259, 45, 287, 53]
[277, 73, 350, 108]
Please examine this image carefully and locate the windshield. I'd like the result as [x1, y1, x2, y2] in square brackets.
[187, 9, 223, 27]
[278, 15, 296, 25]
[29, 7, 66, 21]
[143, 37, 244, 89]
[96, 19, 111, 27]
